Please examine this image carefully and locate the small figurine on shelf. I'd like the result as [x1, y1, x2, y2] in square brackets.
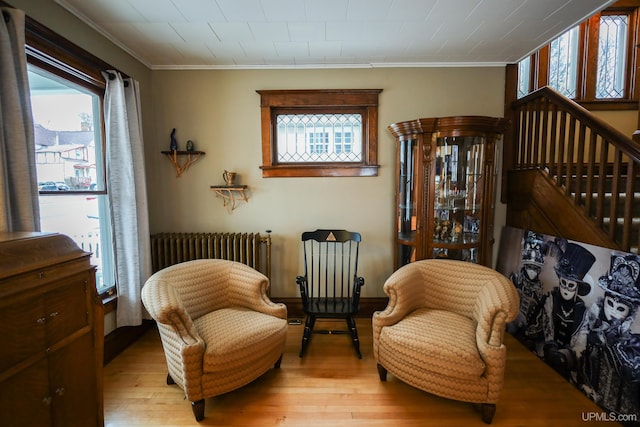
[170, 128, 178, 151]
[434, 218, 452, 242]
[186, 139, 195, 152]
[451, 220, 463, 241]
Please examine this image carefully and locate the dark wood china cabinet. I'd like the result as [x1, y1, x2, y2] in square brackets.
[388, 116, 507, 269]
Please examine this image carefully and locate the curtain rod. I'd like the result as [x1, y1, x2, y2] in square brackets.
[106, 71, 129, 87]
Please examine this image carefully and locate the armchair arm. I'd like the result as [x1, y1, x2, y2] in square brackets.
[141, 278, 206, 398]
[296, 275, 308, 305]
[372, 264, 426, 348]
[351, 276, 365, 312]
[228, 262, 287, 319]
[473, 277, 519, 348]
[142, 278, 203, 343]
[472, 277, 519, 401]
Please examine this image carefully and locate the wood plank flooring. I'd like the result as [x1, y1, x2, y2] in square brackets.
[103, 318, 617, 427]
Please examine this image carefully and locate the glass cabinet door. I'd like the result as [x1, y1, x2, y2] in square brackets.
[433, 136, 485, 262]
[390, 116, 505, 269]
[397, 138, 418, 266]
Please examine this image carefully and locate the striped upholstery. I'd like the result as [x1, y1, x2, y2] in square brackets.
[373, 259, 519, 421]
[141, 259, 287, 410]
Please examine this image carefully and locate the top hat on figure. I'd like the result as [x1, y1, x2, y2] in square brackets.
[554, 242, 595, 297]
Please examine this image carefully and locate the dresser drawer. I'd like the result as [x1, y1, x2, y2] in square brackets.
[0, 296, 46, 372]
[45, 275, 90, 346]
[0, 273, 90, 373]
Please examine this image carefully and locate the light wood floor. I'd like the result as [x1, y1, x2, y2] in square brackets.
[104, 318, 617, 427]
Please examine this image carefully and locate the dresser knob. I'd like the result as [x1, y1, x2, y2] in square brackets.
[42, 396, 52, 406]
[36, 317, 46, 324]
[55, 387, 65, 396]
[49, 311, 60, 318]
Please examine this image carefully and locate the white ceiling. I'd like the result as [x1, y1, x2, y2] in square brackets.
[54, 0, 616, 70]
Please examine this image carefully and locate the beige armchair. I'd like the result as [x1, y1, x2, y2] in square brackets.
[373, 259, 519, 424]
[141, 259, 288, 421]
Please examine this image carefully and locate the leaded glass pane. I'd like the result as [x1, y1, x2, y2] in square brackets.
[596, 14, 628, 99]
[276, 113, 362, 162]
[517, 56, 531, 98]
[549, 26, 579, 98]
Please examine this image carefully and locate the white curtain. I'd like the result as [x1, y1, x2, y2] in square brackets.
[0, 8, 40, 232]
[103, 71, 151, 327]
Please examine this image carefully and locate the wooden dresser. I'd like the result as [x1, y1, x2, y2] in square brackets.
[0, 232, 104, 427]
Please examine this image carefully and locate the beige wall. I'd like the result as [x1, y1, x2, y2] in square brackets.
[148, 68, 506, 297]
[594, 110, 638, 138]
[10, 0, 638, 301]
[7, 0, 508, 298]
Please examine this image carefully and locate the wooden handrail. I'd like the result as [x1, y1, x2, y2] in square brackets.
[510, 87, 640, 162]
[504, 86, 640, 253]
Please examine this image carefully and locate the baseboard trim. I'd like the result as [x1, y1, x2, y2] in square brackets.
[103, 319, 154, 365]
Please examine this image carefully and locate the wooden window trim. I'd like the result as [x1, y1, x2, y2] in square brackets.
[523, 1, 640, 109]
[257, 89, 382, 177]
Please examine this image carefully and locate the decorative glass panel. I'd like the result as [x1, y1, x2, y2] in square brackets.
[596, 14, 628, 99]
[548, 26, 579, 98]
[517, 56, 531, 98]
[276, 113, 362, 162]
[397, 138, 418, 266]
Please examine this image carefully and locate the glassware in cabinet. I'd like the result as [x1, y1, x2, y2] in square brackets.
[389, 116, 506, 269]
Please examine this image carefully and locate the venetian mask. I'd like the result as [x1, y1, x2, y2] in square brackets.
[604, 294, 631, 321]
[559, 277, 578, 300]
[524, 264, 541, 280]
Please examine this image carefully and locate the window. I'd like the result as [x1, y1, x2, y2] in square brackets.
[22, 12, 120, 297]
[257, 89, 382, 177]
[335, 131, 353, 154]
[517, 56, 531, 99]
[308, 131, 329, 156]
[548, 26, 580, 98]
[277, 113, 361, 162]
[597, 14, 628, 98]
[516, 2, 639, 108]
[30, 66, 114, 295]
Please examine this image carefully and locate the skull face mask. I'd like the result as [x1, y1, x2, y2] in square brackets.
[559, 277, 579, 301]
[604, 293, 632, 321]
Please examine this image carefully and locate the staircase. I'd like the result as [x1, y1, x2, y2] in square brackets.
[503, 86, 640, 254]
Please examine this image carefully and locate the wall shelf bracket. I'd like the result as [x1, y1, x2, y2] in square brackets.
[161, 150, 205, 177]
[210, 185, 249, 212]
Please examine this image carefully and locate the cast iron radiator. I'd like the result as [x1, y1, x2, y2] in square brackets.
[150, 232, 271, 279]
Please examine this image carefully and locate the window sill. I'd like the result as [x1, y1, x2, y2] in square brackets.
[100, 288, 117, 314]
[260, 164, 380, 178]
[576, 99, 638, 111]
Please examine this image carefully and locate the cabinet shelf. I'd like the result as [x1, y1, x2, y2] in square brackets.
[161, 150, 205, 177]
[389, 116, 506, 268]
[210, 185, 248, 212]
[433, 234, 481, 246]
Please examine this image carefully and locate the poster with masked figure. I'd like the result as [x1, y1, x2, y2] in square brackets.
[498, 226, 640, 423]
